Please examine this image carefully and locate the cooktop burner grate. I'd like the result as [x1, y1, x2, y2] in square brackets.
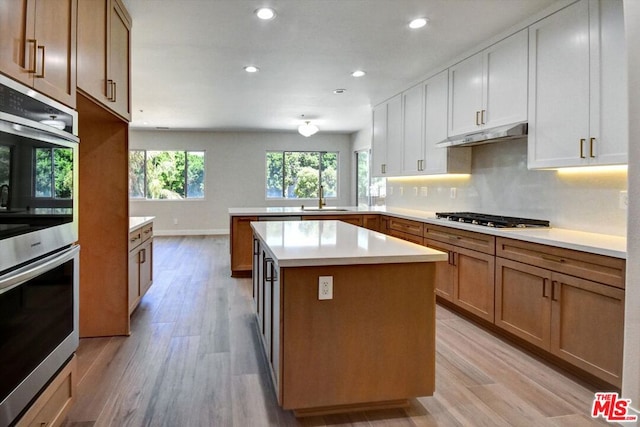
[435, 212, 550, 228]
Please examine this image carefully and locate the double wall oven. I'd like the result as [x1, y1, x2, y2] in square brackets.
[0, 74, 79, 426]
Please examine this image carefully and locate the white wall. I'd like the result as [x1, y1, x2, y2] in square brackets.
[385, 138, 628, 236]
[129, 130, 352, 234]
[623, 0, 640, 412]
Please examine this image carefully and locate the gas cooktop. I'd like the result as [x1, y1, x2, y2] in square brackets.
[435, 212, 550, 228]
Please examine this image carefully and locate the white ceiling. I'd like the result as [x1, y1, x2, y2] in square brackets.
[122, 0, 559, 134]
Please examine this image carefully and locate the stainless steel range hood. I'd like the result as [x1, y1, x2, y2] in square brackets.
[437, 122, 528, 148]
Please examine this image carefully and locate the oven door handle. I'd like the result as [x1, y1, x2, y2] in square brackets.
[0, 245, 80, 295]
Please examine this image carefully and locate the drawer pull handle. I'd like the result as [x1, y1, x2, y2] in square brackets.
[579, 138, 586, 159]
[541, 254, 564, 263]
[542, 278, 549, 298]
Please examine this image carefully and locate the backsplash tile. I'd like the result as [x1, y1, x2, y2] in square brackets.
[386, 138, 627, 236]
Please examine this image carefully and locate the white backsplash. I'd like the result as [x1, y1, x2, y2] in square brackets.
[385, 138, 628, 236]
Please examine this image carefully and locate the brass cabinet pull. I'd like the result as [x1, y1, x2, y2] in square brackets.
[35, 45, 45, 78]
[551, 280, 559, 302]
[541, 254, 564, 263]
[475, 111, 481, 126]
[381, 164, 386, 174]
[542, 278, 548, 298]
[139, 248, 146, 264]
[113, 81, 117, 102]
[26, 39, 37, 73]
[590, 137, 596, 158]
[579, 138, 586, 158]
[481, 109, 486, 125]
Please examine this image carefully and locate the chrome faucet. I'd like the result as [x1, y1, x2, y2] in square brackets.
[318, 184, 326, 209]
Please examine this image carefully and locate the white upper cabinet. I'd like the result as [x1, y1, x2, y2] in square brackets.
[448, 29, 528, 138]
[372, 94, 402, 177]
[402, 83, 424, 175]
[528, 0, 627, 169]
[423, 71, 471, 175]
[372, 71, 471, 177]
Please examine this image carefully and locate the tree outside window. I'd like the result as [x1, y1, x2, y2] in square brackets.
[129, 150, 205, 199]
[34, 147, 73, 199]
[266, 151, 338, 199]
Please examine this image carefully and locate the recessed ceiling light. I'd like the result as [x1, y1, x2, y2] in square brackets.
[333, 89, 346, 94]
[255, 7, 276, 20]
[244, 65, 260, 73]
[409, 18, 428, 29]
[351, 70, 366, 77]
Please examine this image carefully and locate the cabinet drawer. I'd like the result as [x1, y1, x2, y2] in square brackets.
[141, 223, 153, 242]
[388, 217, 424, 237]
[16, 355, 76, 427]
[129, 229, 143, 251]
[496, 237, 625, 289]
[389, 229, 424, 245]
[423, 223, 495, 254]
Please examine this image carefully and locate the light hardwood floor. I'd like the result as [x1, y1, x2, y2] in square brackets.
[62, 236, 612, 426]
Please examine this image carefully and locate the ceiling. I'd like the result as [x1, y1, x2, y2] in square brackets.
[122, 0, 559, 134]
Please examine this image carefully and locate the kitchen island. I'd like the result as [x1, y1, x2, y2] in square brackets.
[250, 220, 447, 416]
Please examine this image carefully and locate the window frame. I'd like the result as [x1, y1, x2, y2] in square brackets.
[265, 150, 339, 200]
[129, 149, 206, 200]
[33, 147, 73, 200]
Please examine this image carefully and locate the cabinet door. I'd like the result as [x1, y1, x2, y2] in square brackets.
[362, 215, 379, 232]
[423, 71, 449, 174]
[425, 239, 455, 302]
[31, 0, 77, 108]
[495, 258, 551, 349]
[448, 52, 483, 137]
[591, 0, 627, 165]
[371, 103, 387, 177]
[0, 0, 34, 86]
[550, 272, 624, 387]
[108, 0, 131, 120]
[128, 250, 140, 313]
[483, 29, 528, 129]
[77, 0, 108, 104]
[401, 83, 424, 175]
[271, 263, 281, 402]
[139, 239, 153, 295]
[528, 0, 590, 168]
[231, 216, 257, 276]
[263, 256, 273, 359]
[385, 94, 403, 175]
[454, 246, 495, 322]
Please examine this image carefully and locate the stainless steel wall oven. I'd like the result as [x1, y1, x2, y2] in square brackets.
[0, 74, 79, 426]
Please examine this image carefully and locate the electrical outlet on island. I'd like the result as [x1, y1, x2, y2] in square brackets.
[318, 276, 333, 300]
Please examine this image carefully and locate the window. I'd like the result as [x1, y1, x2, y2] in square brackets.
[34, 147, 73, 198]
[266, 151, 338, 199]
[355, 150, 386, 207]
[129, 150, 205, 199]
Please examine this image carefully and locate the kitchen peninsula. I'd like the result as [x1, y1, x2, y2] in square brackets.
[251, 220, 447, 416]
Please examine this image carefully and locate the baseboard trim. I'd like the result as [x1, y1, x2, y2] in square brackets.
[153, 229, 229, 236]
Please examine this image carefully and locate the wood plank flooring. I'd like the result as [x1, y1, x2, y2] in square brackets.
[62, 236, 611, 426]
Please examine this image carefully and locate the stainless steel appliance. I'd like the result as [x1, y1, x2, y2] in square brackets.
[435, 212, 550, 228]
[0, 245, 79, 426]
[0, 74, 79, 426]
[0, 74, 78, 274]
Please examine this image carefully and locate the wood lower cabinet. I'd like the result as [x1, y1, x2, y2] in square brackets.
[129, 222, 153, 314]
[0, 0, 77, 107]
[362, 214, 379, 231]
[77, 0, 131, 120]
[496, 237, 625, 387]
[16, 355, 76, 427]
[424, 224, 496, 322]
[387, 217, 424, 244]
[231, 216, 258, 277]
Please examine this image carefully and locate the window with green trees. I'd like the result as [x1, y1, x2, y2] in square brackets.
[34, 147, 73, 198]
[266, 151, 338, 199]
[129, 150, 205, 199]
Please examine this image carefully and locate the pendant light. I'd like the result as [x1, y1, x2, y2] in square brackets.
[298, 119, 319, 137]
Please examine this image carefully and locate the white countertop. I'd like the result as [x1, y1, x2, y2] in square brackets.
[130, 216, 155, 231]
[230, 207, 627, 259]
[251, 220, 448, 268]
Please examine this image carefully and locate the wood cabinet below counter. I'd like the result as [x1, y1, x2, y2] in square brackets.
[129, 221, 153, 314]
